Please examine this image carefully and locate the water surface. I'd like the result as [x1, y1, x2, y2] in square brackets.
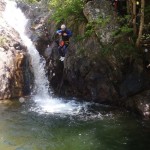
[0, 99, 150, 150]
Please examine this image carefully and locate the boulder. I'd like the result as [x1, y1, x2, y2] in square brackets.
[125, 90, 150, 119]
[83, 0, 118, 43]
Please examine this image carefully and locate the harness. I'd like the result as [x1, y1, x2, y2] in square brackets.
[61, 31, 70, 41]
[59, 40, 65, 47]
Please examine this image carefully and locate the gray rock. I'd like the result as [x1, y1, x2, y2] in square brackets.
[125, 90, 150, 119]
[83, 0, 118, 43]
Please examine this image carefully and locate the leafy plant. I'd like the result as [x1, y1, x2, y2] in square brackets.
[49, 0, 85, 23]
[95, 15, 111, 28]
[84, 22, 95, 37]
[112, 15, 133, 39]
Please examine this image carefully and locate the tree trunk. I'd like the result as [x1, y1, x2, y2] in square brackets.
[136, 0, 145, 48]
[126, 0, 130, 14]
[132, 0, 137, 35]
[128, 0, 134, 14]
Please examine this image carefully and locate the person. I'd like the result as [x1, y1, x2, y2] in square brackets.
[56, 24, 72, 61]
[111, 0, 127, 16]
[111, 0, 118, 16]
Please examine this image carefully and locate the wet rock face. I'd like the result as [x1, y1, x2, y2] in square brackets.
[60, 56, 118, 102]
[36, 35, 118, 103]
[125, 90, 150, 119]
[119, 58, 150, 98]
[0, 0, 33, 100]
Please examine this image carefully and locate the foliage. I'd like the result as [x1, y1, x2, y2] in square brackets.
[112, 26, 133, 39]
[95, 15, 111, 28]
[84, 22, 95, 37]
[74, 15, 111, 41]
[49, 0, 85, 23]
[84, 15, 111, 37]
[73, 23, 94, 42]
[112, 15, 133, 39]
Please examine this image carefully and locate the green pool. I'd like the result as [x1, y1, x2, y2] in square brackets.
[0, 98, 150, 150]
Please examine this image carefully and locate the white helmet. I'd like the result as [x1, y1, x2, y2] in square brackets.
[61, 24, 66, 29]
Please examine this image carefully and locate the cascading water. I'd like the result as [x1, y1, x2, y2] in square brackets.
[3, 0, 49, 97]
[3, 0, 91, 116]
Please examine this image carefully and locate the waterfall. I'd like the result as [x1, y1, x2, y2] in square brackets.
[2, 0, 92, 116]
[3, 0, 49, 98]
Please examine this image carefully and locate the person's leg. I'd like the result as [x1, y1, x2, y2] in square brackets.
[62, 44, 68, 57]
[58, 46, 63, 56]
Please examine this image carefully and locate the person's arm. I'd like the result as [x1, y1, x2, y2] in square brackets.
[56, 30, 62, 35]
[66, 29, 72, 37]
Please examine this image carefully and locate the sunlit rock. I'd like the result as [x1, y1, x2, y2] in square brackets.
[0, 0, 33, 100]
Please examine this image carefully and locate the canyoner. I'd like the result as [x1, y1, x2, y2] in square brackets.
[56, 24, 72, 61]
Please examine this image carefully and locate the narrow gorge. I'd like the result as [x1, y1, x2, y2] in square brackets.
[0, 0, 150, 150]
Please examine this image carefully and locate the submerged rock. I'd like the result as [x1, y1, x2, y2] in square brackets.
[0, 0, 33, 100]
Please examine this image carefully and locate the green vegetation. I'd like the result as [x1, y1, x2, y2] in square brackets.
[106, 15, 137, 58]
[74, 15, 111, 43]
[84, 22, 95, 37]
[19, 0, 39, 4]
[112, 15, 133, 38]
[95, 15, 111, 28]
[49, 0, 85, 23]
